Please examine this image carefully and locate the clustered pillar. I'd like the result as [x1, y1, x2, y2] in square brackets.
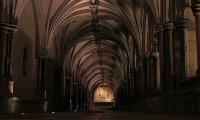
[178, 20, 189, 78]
[164, 22, 174, 91]
[37, 55, 48, 100]
[64, 77, 89, 112]
[0, 23, 18, 97]
[191, 0, 200, 75]
[156, 25, 164, 90]
[173, 19, 189, 80]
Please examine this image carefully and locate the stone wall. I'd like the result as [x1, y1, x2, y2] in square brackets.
[123, 76, 200, 115]
[12, 29, 37, 99]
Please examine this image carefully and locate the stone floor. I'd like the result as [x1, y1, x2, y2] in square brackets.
[0, 111, 199, 120]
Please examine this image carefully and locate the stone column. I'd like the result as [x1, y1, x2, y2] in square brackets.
[129, 76, 133, 102]
[164, 22, 174, 90]
[127, 78, 132, 103]
[78, 86, 82, 111]
[37, 55, 48, 100]
[65, 75, 72, 110]
[54, 67, 62, 108]
[133, 69, 137, 101]
[152, 51, 160, 89]
[146, 55, 150, 96]
[143, 55, 150, 96]
[0, 23, 18, 97]
[138, 65, 143, 98]
[124, 81, 128, 103]
[191, 0, 200, 75]
[176, 19, 189, 78]
[0, 25, 7, 96]
[156, 25, 164, 90]
[72, 81, 78, 111]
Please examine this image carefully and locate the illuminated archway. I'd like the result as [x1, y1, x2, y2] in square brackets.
[94, 85, 114, 103]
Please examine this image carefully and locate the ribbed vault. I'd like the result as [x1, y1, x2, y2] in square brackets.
[30, 0, 161, 98]
[46, 0, 157, 96]
[65, 21, 129, 95]
[0, 0, 195, 113]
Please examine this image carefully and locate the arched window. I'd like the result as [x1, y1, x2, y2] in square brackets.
[23, 47, 28, 76]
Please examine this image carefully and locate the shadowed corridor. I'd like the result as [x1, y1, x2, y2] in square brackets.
[1, 0, 200, 119]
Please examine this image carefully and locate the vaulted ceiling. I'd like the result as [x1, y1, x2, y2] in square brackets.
[44, 0, 158, 94]
[9, 0, 190, 95]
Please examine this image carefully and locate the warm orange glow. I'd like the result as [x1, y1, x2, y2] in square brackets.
[94, 86, 114, 102]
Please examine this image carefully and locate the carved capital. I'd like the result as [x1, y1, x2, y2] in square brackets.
[164, 22, 174, 31]
[36, 53, 48, 60]
[175, 19, 189, 29]
[36, 49, 48, 59]
[38, 55, 48, 59]
[0, 23, 19, 32]
[191, 0, 200, 15]
[143, 54, 150, 58]
[155, 24, 163, 32]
